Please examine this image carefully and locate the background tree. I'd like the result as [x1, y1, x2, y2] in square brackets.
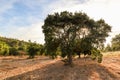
[27, 41, 41, 58]
[105, 44, 112, 52]
[42, 11, 111, 65]
[111, 34, 120, 51]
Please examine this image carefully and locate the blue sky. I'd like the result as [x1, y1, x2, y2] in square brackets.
[0, 0, 120, 44]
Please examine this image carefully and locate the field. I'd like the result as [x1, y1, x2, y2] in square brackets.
[0, 51, 120, 80]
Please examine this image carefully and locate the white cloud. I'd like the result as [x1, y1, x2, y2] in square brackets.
[7, 22, 44, 44]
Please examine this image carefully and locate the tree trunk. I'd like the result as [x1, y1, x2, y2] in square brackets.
[68, 53, 72, 65]
[77, 52, 81, 58]
[79, 54, 81, 58]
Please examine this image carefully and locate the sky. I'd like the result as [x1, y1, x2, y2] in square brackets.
[0, 0, 120, 44]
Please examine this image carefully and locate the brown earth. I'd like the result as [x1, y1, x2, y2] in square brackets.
[0, 52, 120, 80]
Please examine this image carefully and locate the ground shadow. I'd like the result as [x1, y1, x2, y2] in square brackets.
[6, 58, 119, 80]
[0, 56, 52, 72]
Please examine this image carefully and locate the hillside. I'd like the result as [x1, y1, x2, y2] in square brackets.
[0, 36, 30, 48]
[0, 36, 43, 56]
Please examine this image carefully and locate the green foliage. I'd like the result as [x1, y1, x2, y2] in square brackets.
[42, 11, 111, 65]
[27, 42, 41, 58]
[0, 36, 29, 54]
[0, 41, 10, 56]
[111, 34, 120, 51]
[0, 36, 44, 56]
[91, 48, 103, 63]
[9, 47, 18, 56]
[40, 46, 45, 55]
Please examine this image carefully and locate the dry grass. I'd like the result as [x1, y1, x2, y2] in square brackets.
[102, 51, 120, 57]
[0, 51, 120, 80]
[5, 58, 120, 80]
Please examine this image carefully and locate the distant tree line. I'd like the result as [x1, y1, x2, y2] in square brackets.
[0, 36, 44, 58]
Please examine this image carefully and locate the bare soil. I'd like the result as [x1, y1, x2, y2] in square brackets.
[0, 52, 120, 80]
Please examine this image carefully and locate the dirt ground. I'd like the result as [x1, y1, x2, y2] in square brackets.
[0, 52, 120, 80]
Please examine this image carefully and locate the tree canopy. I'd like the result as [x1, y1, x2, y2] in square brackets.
[42, 11, 111, 65]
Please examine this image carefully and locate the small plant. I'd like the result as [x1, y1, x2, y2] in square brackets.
[27, 42, 40, 58]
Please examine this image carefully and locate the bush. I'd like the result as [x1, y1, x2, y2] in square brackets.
[9, 47, 19, 56]
[27, 43, 40, 58]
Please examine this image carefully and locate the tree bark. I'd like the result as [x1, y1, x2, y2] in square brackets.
[68, 53, 72, 65]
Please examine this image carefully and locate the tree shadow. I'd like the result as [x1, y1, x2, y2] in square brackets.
[6, 59, 119, 80]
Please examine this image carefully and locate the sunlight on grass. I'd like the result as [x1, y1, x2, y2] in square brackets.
[102, 51, 120, 57]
